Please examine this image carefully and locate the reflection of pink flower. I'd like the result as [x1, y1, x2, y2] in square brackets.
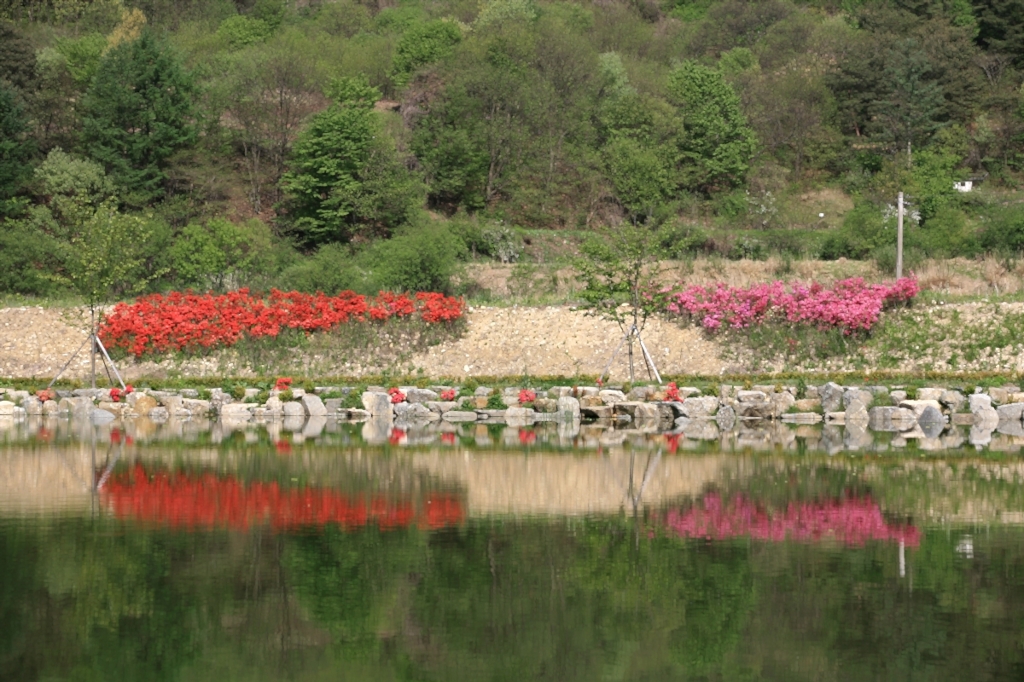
[665, 493, 919, 547]
[440, 432, 457, 445]
[518, 429, 536, 445]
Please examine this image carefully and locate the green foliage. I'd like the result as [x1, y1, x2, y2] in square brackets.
[34, 148, 115, 202]
[80, 31, 198, 205]
[603, 137, 672, 220]
[980, 204, 1024, 253]
[360, 222, 467, 293]
[0, 220, 60, 295]
[666, 60, 758, 194]
[216, 15, 272, 49]
[0, 82, 33, 208]
[486, 391, 505, 409]
[575, 223, 669, 342]
[656, 220, 711, 258]
[278, 242, 363, 294]
[167, 218, 277, 291]
[57, 199, 163, 306]
[390, 20, 462, 86]
[819, 201, 892, 260]
[282, 77, 423, 247]
[53, 33, 106, 87]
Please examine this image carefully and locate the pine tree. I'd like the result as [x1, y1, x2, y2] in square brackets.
[80, 31, 197, 205]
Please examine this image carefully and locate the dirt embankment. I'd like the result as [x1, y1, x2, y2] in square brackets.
[3, 257, 1024, 382]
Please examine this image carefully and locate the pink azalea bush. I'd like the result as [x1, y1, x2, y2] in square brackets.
[665, 277, 918, 335]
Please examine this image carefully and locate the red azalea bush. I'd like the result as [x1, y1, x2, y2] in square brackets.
[274, 377, 292, 391]
[440, 388, 456, 401]
[665, 493, 919, 547]
[98, 288, 466, 358]
[35, 388, 56, 402]
[109, 384, 134, 403]
[518, 389, 536, 406]
[388, 387, 406, 404]
[664, 382, 681, 402]
[665, 277, 918, 335]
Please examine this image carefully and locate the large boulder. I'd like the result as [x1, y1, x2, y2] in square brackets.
[394, 402, 436, 421]
[405, 388, 439, 404]
[361, 391, 392, 417]
[301, 394, 328, 417]
[131, 394, 159, 417]
[996, 402, 1024, 422]
[680, 396, 720, 418]
[819, 382, 844, 412]
[868, 406, 918, 431]
[557, 396, 581, 423]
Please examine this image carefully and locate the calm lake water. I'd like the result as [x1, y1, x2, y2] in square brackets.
[2, 414, 1024, 681]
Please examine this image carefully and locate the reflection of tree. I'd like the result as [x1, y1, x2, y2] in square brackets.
[2, 515, 1024, 680]
[0, 519, 211, 681]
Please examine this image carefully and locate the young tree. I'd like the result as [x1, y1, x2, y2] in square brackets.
[281, 77, 423, 247]
[80, 31, 197, 205]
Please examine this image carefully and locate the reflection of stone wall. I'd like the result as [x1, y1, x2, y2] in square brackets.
[0, 445, 95, 513]
[409, 451, 751, 516]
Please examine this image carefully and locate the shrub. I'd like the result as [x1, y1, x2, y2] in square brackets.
[360, 224, 466, 293]
[278, 243, 363, 294]
[980, 205, 1024, 254]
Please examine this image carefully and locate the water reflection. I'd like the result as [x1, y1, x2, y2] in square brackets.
[2, 414, 1024, 680]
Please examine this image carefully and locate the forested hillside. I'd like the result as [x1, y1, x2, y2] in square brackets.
[1, 0, 1023, 298]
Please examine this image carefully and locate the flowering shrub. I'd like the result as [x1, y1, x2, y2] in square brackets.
[102, 464, 464, 530]
[665, 277, 919, 335]
[665, 493, 919, 547]
[35, 388, 56, 402]
[98, 288, 466, 358]
[664, 382, 681, 402]
[518, 389, 536, 406]
[388, 387, 406, 404]
[109, 384, 134, 403]
[274, 377, 292, 391]
[440, 388, 456, 401]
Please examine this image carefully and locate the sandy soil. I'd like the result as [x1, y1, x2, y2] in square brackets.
[5, 256, 1024, 382]
[0, 304, 731, 381]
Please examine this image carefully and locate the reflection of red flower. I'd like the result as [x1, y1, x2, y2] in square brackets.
[101, 465, 464, 531]
[110, 428, 122, 444]
[36, 427, 53, 442]
[518, 429, 536, 445]
[440, 432, 457, 445]
[275, 439, 292, 455]
[389, 428, 405, 445]
[665, 433, 680, 453]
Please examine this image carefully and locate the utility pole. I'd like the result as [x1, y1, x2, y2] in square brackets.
[896, 191, 904, 280]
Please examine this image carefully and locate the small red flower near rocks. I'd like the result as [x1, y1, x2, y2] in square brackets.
[388, 387, 406, 404]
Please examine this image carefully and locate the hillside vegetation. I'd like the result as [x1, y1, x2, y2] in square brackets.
[2, 0, 1024, 301]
